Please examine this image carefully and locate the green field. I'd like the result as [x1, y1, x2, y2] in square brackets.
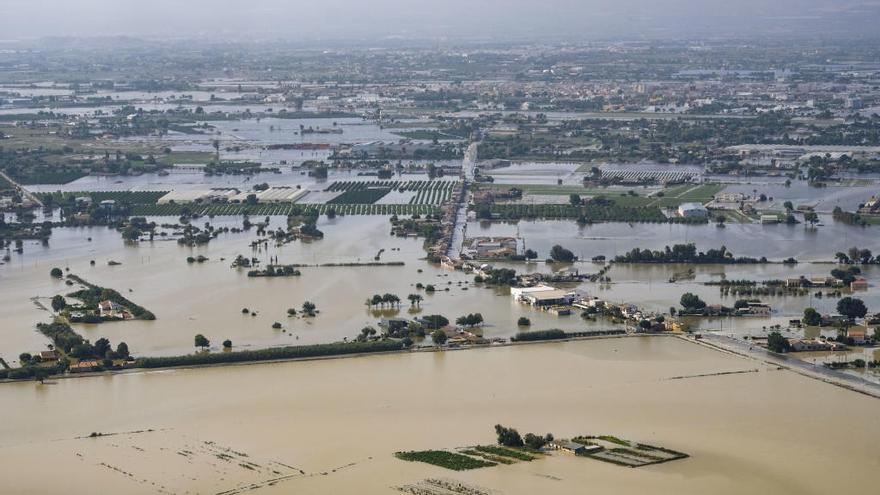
[327, 187, 391, 204]
[326, 180, 456, 205]
[394, 450, 496, 471]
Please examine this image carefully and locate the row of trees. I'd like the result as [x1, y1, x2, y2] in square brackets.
[616, 244, 765, 264]
[494, 424, 554, 450]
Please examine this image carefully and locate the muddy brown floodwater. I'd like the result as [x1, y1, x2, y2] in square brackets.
[0, 336, 877, 494]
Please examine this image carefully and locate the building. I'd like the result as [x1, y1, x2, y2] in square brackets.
[847, 328, 868, 345]
[744, 302, 772, 315]
[760, 215, 779, 225]
[788, 339, 845, 352]
[677, 202, 708, 218]
[70, 360, 99, 373]
[851, 277, 869, 291]
[510, 285, 557, 300]
[512, 285, 575, 307]
[548, 440, 601, 455]
[39, 350, 59, 362]
[97, 300, 124, 318]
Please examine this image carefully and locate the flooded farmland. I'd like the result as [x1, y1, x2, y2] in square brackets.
[0, 337, 878, 494]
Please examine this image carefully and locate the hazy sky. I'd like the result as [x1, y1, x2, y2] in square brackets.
[1, 0, 877, 40]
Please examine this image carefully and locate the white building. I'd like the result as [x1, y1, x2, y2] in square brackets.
[677, 203, 708, 218]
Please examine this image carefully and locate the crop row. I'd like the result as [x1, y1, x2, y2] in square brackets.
[481, 204, 706, 223]
[131, 203, 441, 217]
[328, 187, 392, 204]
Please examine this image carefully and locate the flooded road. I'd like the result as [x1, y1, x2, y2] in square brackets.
[0, 337, 877, 494]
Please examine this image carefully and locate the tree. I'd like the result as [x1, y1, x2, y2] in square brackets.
[51, 295, 67, 312]
[802, 308, 822, 326]
[422, 314, 448, 329]
[116, 342, 130, 359]
[456, 313, 484, 327]
[50, 267, 63, 278]
[302, 301, 317, 316]
[517, 317, 531, 326]
[524, 249, 538, 260]
[94, 338, 111, 358]
[431, 329, 447, 345]
[680, 293, 706, 311]
[804, 211, 819, 227]
[783, 201, 794, 211]
[524, 433, 547, 450]
[767, 332, 791, 353]
[222, 339, 232, 349]
[550, 245, 576, 263]
[494, 424, 524, 447]
[194, 334, 210, 349]
[837, 297, 868, 322]
[18, 353, 32, 365]
[569, 194, 581, 206]
[407, 294, 423, 307]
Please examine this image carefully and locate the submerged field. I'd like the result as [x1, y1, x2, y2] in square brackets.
[0, 337, 877, 494]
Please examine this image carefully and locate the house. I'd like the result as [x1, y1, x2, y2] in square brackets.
[745, 302, 771, 315]
[760, 214, 779, 225]
[789, 339, 845, 352]
[847, 328, 868, 345]
[548, 440, 600, 455]
[97, 300, 124, 318]
[677, 202, 708, 218]
[39, 350, 59, 362]
[70, 360, 99, 373]
[851, 277, 869, 291]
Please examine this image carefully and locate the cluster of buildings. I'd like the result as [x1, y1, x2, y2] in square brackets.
[786, 276, 869, 291]
[460, 237, 520, 260]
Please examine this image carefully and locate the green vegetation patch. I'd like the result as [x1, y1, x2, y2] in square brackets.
[394, 450, 496, 471]
[327, 187, 392, 204]
[474, 445, 537, 461]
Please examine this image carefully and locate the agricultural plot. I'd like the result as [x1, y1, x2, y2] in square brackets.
[482, 203, 675, 223]
[324, 180, 456, 206]
[571, 435, 688, 468]
[394, 445, 537, 472]
[40, 190, 169, 205]
[327, 187, 392, 204]
[132, 203, 441, 217]
[375, 189, 417, 204]
[394, 451, 496, 471]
